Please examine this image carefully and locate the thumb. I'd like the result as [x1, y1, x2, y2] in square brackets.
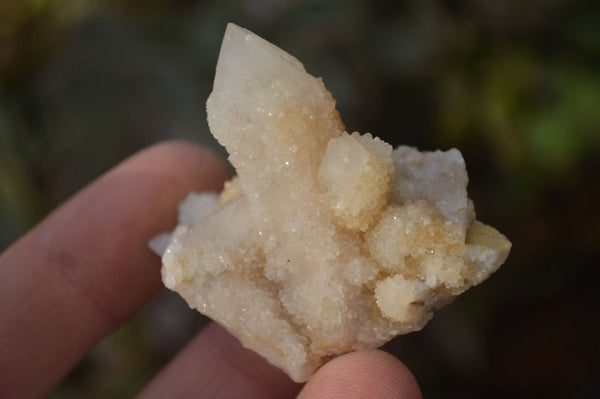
[297, 350, 422, 399]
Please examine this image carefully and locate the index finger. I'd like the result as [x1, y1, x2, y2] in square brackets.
[0, 141, 228, 398]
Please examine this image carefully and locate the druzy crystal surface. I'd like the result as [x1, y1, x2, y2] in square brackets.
[153, 24, 511, 382]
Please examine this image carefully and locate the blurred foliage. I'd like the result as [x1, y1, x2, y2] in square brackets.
[1, 0, 599, 398]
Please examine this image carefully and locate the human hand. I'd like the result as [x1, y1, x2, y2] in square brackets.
[0, 141, 422, 399]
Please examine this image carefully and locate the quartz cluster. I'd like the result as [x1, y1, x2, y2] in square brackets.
[151, 24, 511, 382]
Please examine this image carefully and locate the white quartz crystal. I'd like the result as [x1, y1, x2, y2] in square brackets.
[155, 24, 511, 382]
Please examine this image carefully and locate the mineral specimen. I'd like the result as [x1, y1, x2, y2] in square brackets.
[151, 23, 511, 382]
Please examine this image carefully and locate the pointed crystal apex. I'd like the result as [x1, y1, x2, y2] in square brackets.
[206, 23, 343, 198]
[214, 23, 305, 92]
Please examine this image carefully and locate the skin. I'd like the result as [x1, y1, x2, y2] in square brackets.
[0, 141, 422, 399]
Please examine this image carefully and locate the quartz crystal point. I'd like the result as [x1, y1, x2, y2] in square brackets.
[154, 23, 511, 382]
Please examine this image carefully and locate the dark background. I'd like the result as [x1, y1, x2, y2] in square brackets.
[1, 1, 599, 398]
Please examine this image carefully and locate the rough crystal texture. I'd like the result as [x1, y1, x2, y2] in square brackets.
[155, 24, 511, 382]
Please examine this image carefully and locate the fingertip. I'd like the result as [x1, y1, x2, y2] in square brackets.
[126, 140, 229, 193]
[0, 140, 229, 397]
[298, 350, 422, 399]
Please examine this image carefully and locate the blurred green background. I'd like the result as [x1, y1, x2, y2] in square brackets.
[1, 0, 599, 398]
